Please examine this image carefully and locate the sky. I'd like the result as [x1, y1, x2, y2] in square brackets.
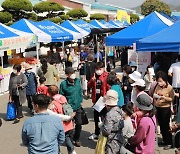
[81, 0, 180, 8]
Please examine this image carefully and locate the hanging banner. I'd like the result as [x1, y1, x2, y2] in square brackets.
[117, 10, 130, 23]
[0, 34, 37, 52]
[7, 49, 12, 56]
[16, 48, 21, 54]
[128, 49, 151, 75]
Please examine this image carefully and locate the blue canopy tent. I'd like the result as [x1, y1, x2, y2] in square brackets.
[108, 20, 123, 28]
[100, 20, 118, 28]
[73, 19, 96, 33]
[11, 19, 80, 42]
[136, 20, 180, 52]
[106, 11, 174, 46]
[90, 19, 108, 28]
[60, 20, 90, 37]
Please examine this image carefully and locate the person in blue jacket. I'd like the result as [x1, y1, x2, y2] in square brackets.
[107, 71, 124, 107]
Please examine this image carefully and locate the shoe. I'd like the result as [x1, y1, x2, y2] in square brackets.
[71, 150, 77, 154]
[164, 145, 172, 150]
[13, 118, 20, 124]
[74, 141, 81, 147]
[19, 115, 24, 119]
[88, 134, 99, 140]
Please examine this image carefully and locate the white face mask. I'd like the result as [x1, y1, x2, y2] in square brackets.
[123, 72, 127, 76]
[27, 69, 31, 73]
[53, 49, 56, 53]
[70, 73, 76, 80]
[13, 69, 17, 74]
[96, 70, 103, 76]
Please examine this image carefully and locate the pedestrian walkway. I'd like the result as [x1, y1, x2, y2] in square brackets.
[0, 92, 174, 154]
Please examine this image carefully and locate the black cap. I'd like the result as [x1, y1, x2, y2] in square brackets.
[65, 67, 74, 74]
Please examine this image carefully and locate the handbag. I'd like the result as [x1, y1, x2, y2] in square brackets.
[95, 135, 107, 154]
[81, 107, 89, 125]
[124, 142, 135, 153]
[6, 102, 16, 120]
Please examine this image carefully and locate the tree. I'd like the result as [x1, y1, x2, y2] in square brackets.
[130, 14, 140, 24]
[27, 13, 38, 21]
[0, 11, 12, 23]
[1, 0, 33, 21]
[90, 13, 105, 20]
[59, 15, 69, 20]
[141, 0, 171, 16]
[47, 17, 62, 24]
[33, 1, 64, 18]
[66, 9, 88, 19]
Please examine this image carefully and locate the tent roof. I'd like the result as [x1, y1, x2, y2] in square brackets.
[90, 20, 108, 28]
[11, 19, 78, 42]
[60, 20, 89, 37]
[73, 19, 95, 33]
[105, 11, 174, 46]
[136, 20, 180, 52]
[100, 20, 118, 28]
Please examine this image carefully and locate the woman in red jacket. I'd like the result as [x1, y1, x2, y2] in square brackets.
[88, 62, 110, 140]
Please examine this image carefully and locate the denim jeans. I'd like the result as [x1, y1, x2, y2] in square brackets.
[65, 130, 74, 154]
[124, 93, 131, 104]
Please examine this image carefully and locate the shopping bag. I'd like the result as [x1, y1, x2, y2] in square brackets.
[95, 135, 107, 154]
[81, 107, 89, 125]
[6, 102, 16, 120]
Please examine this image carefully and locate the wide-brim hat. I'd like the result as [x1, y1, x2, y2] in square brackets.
[24, 63, 32, 70]
[104, 90, 118, 106]
[129, 71, 141, 81]
[131, 79, 145, 87]
[135, 94, 153, 111]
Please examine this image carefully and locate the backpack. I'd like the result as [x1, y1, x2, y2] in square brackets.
[54, 94, 74, 116]
[62, 103, 74, 116]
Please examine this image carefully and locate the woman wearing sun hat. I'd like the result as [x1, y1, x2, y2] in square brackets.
[102, 90, 124, 154]
[128, 94, 156, 154]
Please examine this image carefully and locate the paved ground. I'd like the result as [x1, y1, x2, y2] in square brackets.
[0, 69, 175, 154]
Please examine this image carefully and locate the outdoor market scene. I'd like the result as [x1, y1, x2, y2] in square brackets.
[0, 0, 180, 154]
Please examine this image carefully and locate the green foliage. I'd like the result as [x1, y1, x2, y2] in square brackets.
[59, 15, 69, 20]
[2, 0, 33, 11]
[66, 9, 88, 19]
[71, 18, 79, 21]
[27, 13, 38, 21]
[33, 1, 64, 13]
[4, 21, 14, 26]
[0, 11, 12, 23]
[141, 0, 171, 16]
[130, 14, 140, 24]
[47, 17, 62, 24]
[90, 13, 105, 20]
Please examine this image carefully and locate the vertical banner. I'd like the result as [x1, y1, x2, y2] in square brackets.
[117, 10, 130, 23]
[128, 49, 151, 75]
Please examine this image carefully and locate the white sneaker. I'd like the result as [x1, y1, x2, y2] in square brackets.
[71, 150, 77, 154]
[88, 134, 98, 140]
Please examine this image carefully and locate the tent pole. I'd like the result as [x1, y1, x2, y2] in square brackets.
[136, 51, 138, 71]
[105, 33, 108, 71]
[36, 42, 40, 63]
[62, 42, 64, 50]
[1, 55, 3, 69]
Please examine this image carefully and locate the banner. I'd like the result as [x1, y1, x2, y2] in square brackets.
[117, 10, 130, 23]
[0, 34, 37, 52]
[128, 49, 151, 75]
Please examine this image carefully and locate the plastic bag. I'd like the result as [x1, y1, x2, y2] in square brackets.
[95, 135, 107, 154]
[6, 102, 16, 120]
[82, 79, 87, 90]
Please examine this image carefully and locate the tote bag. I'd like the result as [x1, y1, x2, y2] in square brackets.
[6, 102, 16, 120]
[95, 135, 107, 154]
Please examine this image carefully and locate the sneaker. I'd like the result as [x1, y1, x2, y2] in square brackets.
[88, 134, 99, 140]
[164, 145, 172, 150]
[13, 118, 20, 124]
[74, 141, 81, 147]
[71, 150, 77, 154]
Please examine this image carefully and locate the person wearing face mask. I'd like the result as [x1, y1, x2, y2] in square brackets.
[88, 62, 110, 140]
[24, 63, 38, 114]
[153, 71, 175, 150]
[122, 65, 133, 104]
[48, 45, 61, 67]
[59, 67, 83, 147]
[9, 64, 28, 124]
